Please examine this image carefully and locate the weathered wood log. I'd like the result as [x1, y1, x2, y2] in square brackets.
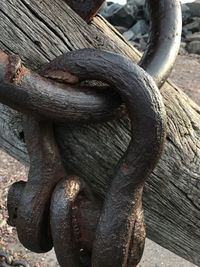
[0, 0, 199, 265]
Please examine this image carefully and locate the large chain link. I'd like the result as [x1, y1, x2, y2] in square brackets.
[0, 0, 182, 266]
[0, 251, 29, 267]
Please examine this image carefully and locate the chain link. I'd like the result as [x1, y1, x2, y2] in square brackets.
[0, 0, 182, 266]
[0, 251, 29, 267]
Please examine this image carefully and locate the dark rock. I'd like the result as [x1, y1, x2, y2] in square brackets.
[123, 29, 135, 41]
[181, 4, 192, 24]
[115, 26, 129, 34]
[100, 0, 200, 55]
[102, 3, 139, 28]
[99, 1, 107, 12]
[187, 40, 200, 54]
[122, 19, 149, 42]
[100, 3, 122, 18]
[130, 19, 149, 36]
[179, 42, 188, 55]
[129, 41, 141, 50]
[107, 2, 114, 6]
[182, 18, 200, 37]
[186, 0, 200, 18]
[127, 0, 145, 7]
[186, 32, 200, 42]
[130, 34, 148, 51]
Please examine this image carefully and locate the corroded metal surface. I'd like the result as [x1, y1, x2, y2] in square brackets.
[6, 48, 166, 266]
[0, 251, 30, 267]
[48, 48, 167, 266]
[140, 0, 182, 87]
[7, 181, 26, 227]
[16, 118, 66, 252]
[64, 0, 105, 22]
[0, 0, 181, 126]
[0, 0, 182, 266]
[50, 177, 98, 267]
[49, 49, 166, 267]
[0, 0, 182, 123]
[0, 51, 122, 123]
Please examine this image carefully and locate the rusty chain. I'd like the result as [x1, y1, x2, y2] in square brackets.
[0, 0, 182, 266]
[0, 251, 29, 267]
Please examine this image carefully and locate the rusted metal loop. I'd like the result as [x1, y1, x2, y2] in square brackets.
[0, 0, 182, 124]
[12, 261, 30, 267]
[0, 1, 179, 267]
[46, 0, 182, 91]
[0, 252, 12, 265]
[63, 0, 182, 85]
[0, 251, 29, 267]
[7, 181, 26, 227]
[63, 0, 105, 22]
[50, 177, 84, 267]
[0, 263, 10, 267]
[15, 118, 67, 253]
[139, 0, 182, 87]
[45, 48, 166, 266]
[0, 50, 122, 123]
[50, 176, 100, 267]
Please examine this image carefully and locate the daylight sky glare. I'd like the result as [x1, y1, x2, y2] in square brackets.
[111, 0, 195, 4]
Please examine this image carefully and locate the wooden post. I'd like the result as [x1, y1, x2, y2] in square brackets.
[0, 0, 199, 265]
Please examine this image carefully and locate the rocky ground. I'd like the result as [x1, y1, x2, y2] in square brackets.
[0, 52, 200, 266]
[100, 0, 200, 55]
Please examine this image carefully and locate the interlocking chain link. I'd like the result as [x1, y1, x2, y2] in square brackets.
[0, 251, 29, 267]
[0, 0, 182, 266]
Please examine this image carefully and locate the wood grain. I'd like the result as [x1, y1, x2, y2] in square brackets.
[0, 0, 199, 265]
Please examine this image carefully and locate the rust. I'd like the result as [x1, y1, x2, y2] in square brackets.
[0, 0, 182, 122]
[8, 55, 22, 81]
[139, 0, 182, 87]
[63, 0, 105, 22]
[44, 0, 182, 89]
[0, 52, 26, 85]
[5, 48, 167, 266]
[46, 48, 166, 267]
[0, 0, 182, 266]
[0, 51, 10, 76]
[0, 52, 22, 82]
[13, 65, 28, 85]
[7, 181, 26, 227]
[51, 177, 88, 266]
[36, 48, 167, 266]
[42, 69, 79, 84]
[15, 117, 67, 252]
[0, 50, 122, 123]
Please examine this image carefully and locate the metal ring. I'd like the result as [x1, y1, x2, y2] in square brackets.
[51, 176, 100, 267]
[47, 48, 166, 266]
[16, 118, 66, 253]
[43, 0, 182, 89]
[0, 0, 181, 124]
[7, 181, 26, 227]
[12, 260, 30, 267]
[139, 0, 182, 87]
[50, 177, 84, 267]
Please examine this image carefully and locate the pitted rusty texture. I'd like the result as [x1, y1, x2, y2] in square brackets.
[0, 0, 183, 266]
[63, 0, 105, 22]
[7, 48, 167, 267]
[0, 250, 30, 267]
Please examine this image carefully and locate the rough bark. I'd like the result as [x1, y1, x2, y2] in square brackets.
[0, 0, 199, 265]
